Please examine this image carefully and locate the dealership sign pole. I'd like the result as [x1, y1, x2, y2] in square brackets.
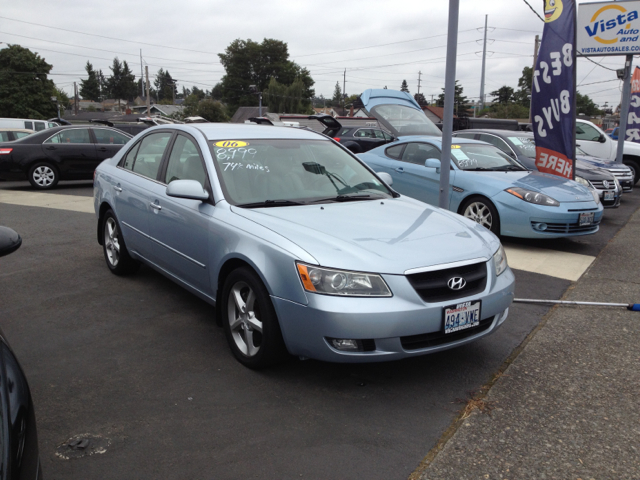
[532, 0, 577, 180]
[439, 0, 459, 209]
[577, 0, 640, 163]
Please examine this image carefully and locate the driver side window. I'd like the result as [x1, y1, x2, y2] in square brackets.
[401, 143, 441, 165]
[576, 123, 602, 142]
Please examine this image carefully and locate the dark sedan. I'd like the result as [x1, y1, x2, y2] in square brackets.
[313, 115, 395, 153]
[453, 129, 623, 208]
[0, 227, 43, 479]
[0, 126, 132, 189]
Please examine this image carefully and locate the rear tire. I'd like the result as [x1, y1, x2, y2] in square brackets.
[221, 267, 287, 369]
[28, 162, 59, 190]
[623, 159, 639, 184]
[102, 210, 140, 276]
[460, 196, 501, 236]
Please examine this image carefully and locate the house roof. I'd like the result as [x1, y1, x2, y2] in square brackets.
[230, 106, 271, 123]
[422, 106, 458, 120]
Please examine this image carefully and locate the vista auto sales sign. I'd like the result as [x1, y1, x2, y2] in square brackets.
[532, 0, 576, 180]
[577, 0, 640, 55]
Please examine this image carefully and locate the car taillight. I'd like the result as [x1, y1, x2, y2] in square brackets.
[333, 137, 340, 142]
[0, 148, 12, 155]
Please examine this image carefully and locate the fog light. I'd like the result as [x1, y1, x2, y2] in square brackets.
[330, 339, 360, 351]
[533, 222, 547, 231]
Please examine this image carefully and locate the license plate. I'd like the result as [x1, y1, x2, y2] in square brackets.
[579, 212, 594, 226]
[604, 191, 614, 201]
[444, 301, 481, 334]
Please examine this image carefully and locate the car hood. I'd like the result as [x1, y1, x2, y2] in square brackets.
[463, 170, 595, 202]
[231, 198, 499, 275]
[577, 154, 630, 171]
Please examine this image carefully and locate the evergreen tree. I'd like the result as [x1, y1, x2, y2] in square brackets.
[414, 93, 427, 106]
[400, 79, 409, 93]
[105, 57, 136, 109]
[264, 76, 309, 114]
[436, 80, 469, 117]
[490, 86, 515, 104]
[154, 69, 177, 104]
[79, 61, 101, 101]
[332, 82, 342, 106]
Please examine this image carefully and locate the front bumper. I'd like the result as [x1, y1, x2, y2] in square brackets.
[494, 192, 604, 238]
[272, 263, 515, 363]
[596, 188, 621, 208]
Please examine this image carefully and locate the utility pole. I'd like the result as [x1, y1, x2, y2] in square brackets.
[343, 69, 346, 111]
[479, 14, 488, 111]
[616, 55, 633, 164]
[417, 71, 422, 95]
[172, 82, 176, 105]
[528, 35, 540, 123]
[74, 82, 79, 115]
[145, 66, 150, 116]
[140, 49, 144, 97]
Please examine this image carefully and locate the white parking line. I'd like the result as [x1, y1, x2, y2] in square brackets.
[0, 191, 596, 281]
[0, 190, 95, 214]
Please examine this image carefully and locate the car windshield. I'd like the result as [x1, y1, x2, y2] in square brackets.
[211, 139, 393, 206]
[507, 136, 536, 158]
[370, 104, 442, 136]
[451, 143, 526, 171]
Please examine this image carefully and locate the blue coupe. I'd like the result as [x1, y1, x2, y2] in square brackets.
[94, 124, 515, 368]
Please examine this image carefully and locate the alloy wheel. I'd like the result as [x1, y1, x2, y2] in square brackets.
[227, 281, 263, 357]
[32, 165, 56, 187]
[104, 217, 121, 267]
[463, 202, 493, 230]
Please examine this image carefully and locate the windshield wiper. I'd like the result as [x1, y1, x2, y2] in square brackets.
[464, 167, 493, 171]
[236, 199, 304, 208]
[492, 165, 526, 171]
[310, 194, 381, 203]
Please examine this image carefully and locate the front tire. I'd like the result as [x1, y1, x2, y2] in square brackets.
[623, 159, 639, 184]
[221, 267, 287, 369]
[28, 162, 59, 190]
[460, 196, 501, 236]
[102, 210, 139, 275]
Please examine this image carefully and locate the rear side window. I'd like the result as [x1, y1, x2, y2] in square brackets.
[401, 143, 441, 165]
[44, 129, 91, 144]
[354, 129, 373, 138]
[93, 128, 130, 145]
[128, 132, 172, 180]
[385, 144, 405, 159]
[477, 134, 512, 156]
[15, 131, 31, 139]
[0, 132, 9, 142]
[24, 121, 33, 130]
[576, 123, 602, 142]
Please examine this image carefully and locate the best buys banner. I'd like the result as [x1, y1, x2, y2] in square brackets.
[532, 0, 576, 180]
[626, 67, 640, 142]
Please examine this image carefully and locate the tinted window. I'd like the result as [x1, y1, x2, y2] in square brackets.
[372, 130, 386, 139]
[14, 131, 31, 139]
[45, 129, 91, 144]
[24, 121, 33, 130]
[165, 135, 207, 187]
[450, 144, 525, 171]
[401, 143, 441, 165]
[34, 122, 46, 131]
[339, 128, 351, 136]
[370, 104, 442, 136]
[354, 129, 373, 138]
[48, 122, 58, 128]
[130, 132, 172, 179]
[453, 132, 476, 140]
[576, 123, 602, 141]
[0, 132, 9, 142]
[122, 143, 140, 171]
[385, 144, 405, 159]
[93, 128, 130, 145]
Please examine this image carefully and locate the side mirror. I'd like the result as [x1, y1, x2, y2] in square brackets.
[598, 133, 607, 143]
[166, 179, 209, 201]
[425, 158, 440, 168]
[0, 227, 22, 258]
[376, 172, 393, 186]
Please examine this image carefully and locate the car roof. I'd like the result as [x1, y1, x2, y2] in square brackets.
[395, 135, 487, 146]
[187, 123, 328, 141]
[0, 128, 34, 133]
[454, 129, 532, 137]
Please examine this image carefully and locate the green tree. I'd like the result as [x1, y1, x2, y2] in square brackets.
[218, 38, 314, 113]
[490, 86, 515, 104]
[513, 66, 532, 106]
[400, 79, 409, 93]
[0, 45, 57, 119]
[414, 93, 428, 106]
[53, 86, 70, 111]
[80, 61, 101, 101]
[576, 91, 602, 116]
[436, 80, 469, 116]
[195, 99, 228, 122]
[154, 68, 177, 103]
[332, 82, 342, 106]
[485, 104, 530, 119]
[264, 76, 311, 114]
[105, 58, 137, 108]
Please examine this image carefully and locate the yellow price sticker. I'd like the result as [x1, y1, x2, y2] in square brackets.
[451, 145, 461, 149]
[215, 140, 248, 148]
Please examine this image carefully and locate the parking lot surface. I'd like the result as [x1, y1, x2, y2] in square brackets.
[0, 180, 638, 479]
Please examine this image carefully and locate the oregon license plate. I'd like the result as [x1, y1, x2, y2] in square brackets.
[444, 301, 481, 334]
[579, 212, 594, 226]
[604, 191, 614, 201]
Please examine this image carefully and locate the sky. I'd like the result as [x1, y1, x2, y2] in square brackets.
[0, 0, 630, 110]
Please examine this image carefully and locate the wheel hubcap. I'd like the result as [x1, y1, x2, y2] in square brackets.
[464, 202, 493, 229]
[104, 218, 120, 267]
[227, 282, 263, 357]
[33, 166, 55, 186]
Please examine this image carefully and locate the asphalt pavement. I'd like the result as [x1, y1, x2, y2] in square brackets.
[0, 180, 638, 479]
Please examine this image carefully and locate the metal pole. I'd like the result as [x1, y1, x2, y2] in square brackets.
[343, 69, 346, 111]
[439, 0, 459, 209]
[417, 71, 422, 95]
[140, 49, 144, 98]
[479, 15, 488, 111]
[616, 55, 633, 164]
[529, 35, 540, 124]
[145, 66, 151, 116]
[74, 82, 79, 115]
[259, 92, 262, 117]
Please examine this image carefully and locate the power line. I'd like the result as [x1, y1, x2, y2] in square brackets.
[520, 0, 545, 22]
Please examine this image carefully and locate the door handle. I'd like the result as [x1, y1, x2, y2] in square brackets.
[46, 146, 56, 150]
[395, 167, 404, 173]
[150, 203, 162, 211]
[114, 185, 122, 192]
[98, 147, 108, 152]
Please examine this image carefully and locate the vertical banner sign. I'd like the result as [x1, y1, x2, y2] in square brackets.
[532, 0, 576, 180]
[626, 67, 640, 143]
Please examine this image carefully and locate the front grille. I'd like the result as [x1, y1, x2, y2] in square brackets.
[401, 317, 493, 350]
[406, 262, 487, 303]
[532, 219, 600, 234]
[589, 180, 615, 190]
[609, 170, 632, 179]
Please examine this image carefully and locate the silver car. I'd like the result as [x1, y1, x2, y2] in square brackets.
[93, 124, 515, 368]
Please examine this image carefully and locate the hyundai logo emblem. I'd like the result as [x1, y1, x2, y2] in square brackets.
[447, 277, 467, 290]
[602, 180, 610, 189]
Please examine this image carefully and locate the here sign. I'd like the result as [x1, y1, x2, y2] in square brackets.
[577, 0, 640, 56]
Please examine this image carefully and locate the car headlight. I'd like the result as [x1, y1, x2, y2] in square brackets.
[575, 176, 593, 189]
[296, 263, 392, 297]
[505, 187, 560, 207]
[493, 245, 508, 276]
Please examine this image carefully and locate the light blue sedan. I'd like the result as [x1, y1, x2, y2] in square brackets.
[358, 137, 604, 238]
[94, 124, 514, 368]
